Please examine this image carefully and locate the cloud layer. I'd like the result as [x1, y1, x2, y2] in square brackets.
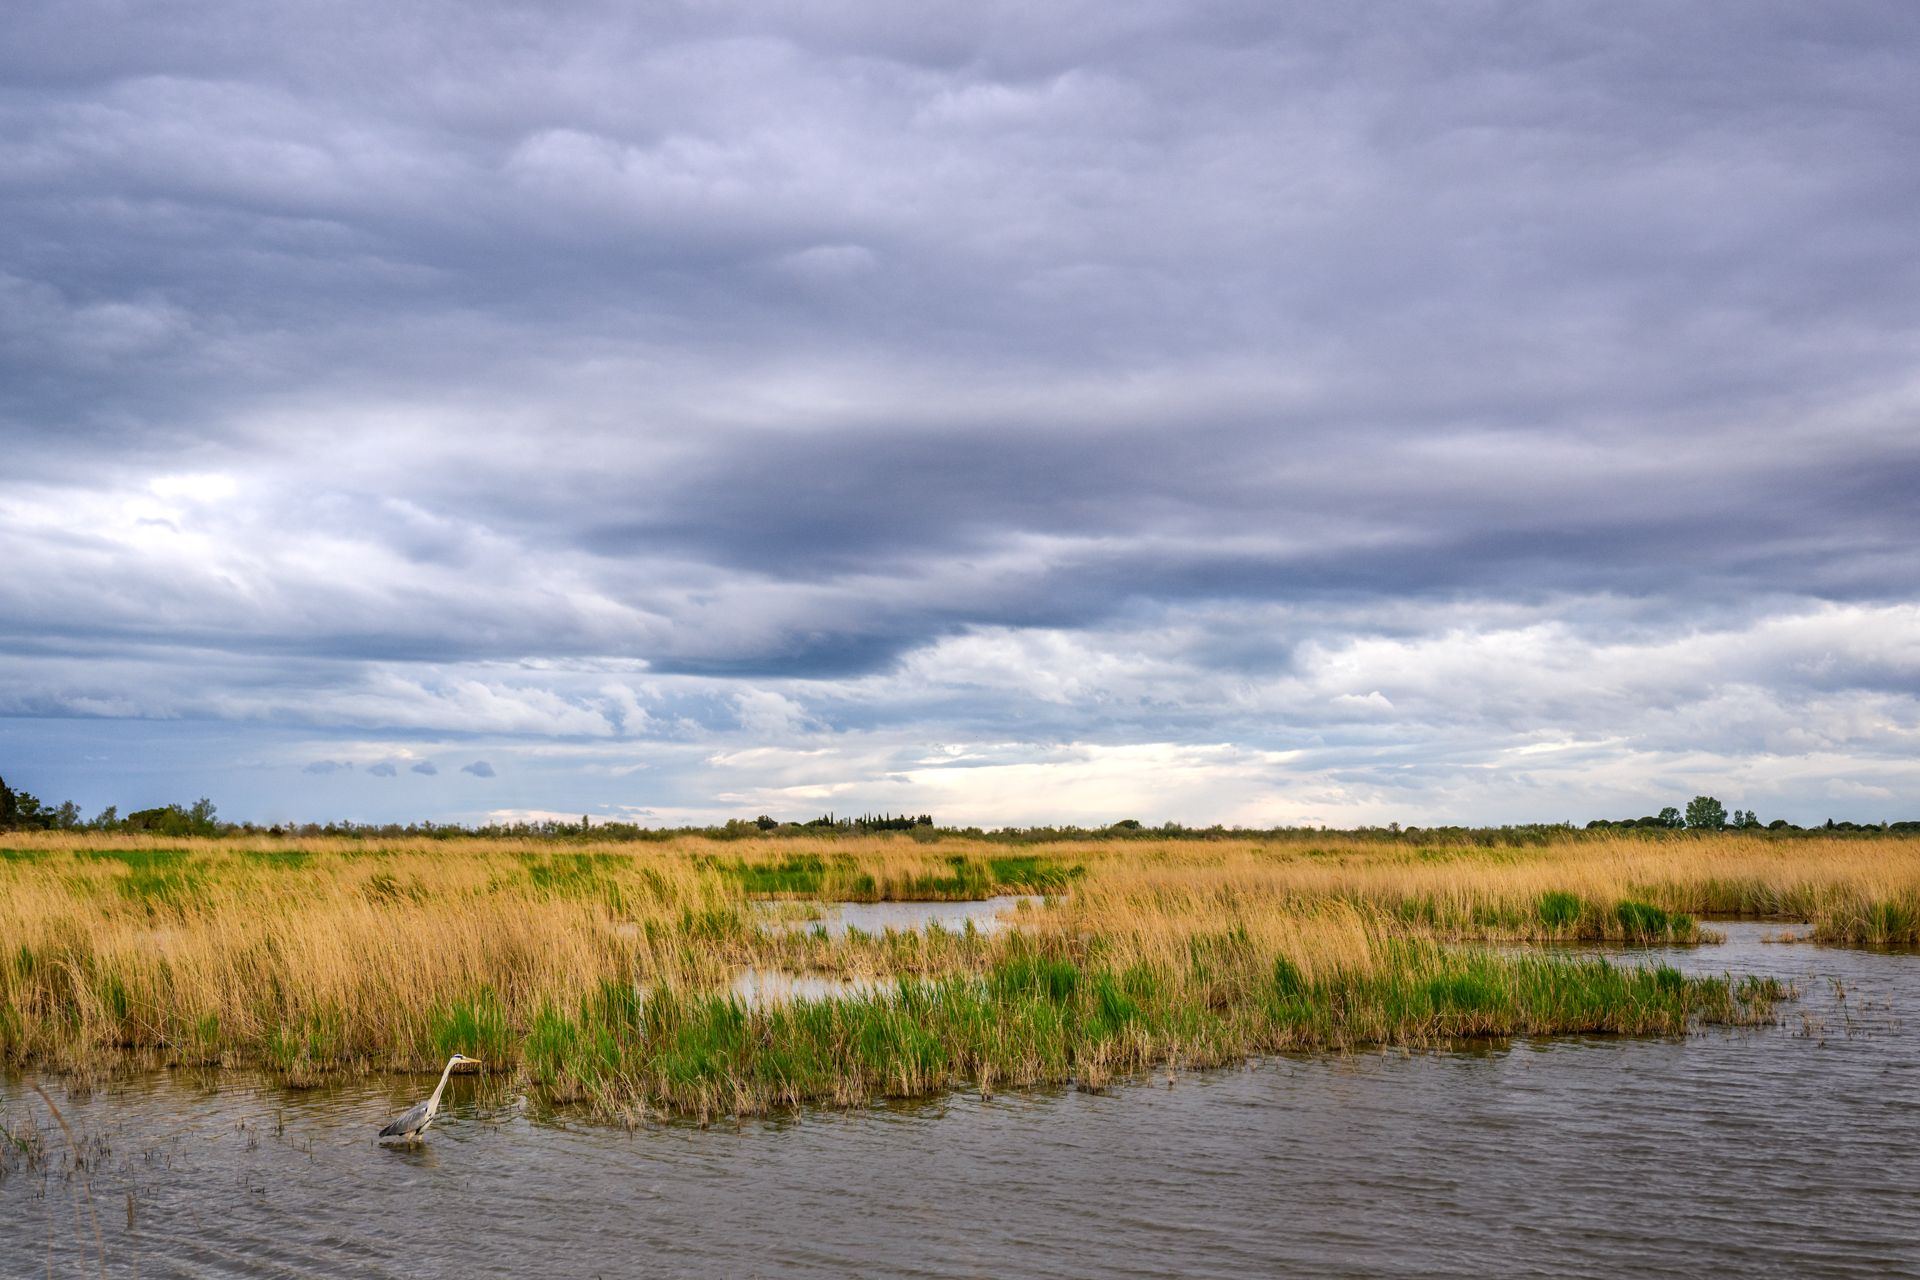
[3, 3, 1917, 823]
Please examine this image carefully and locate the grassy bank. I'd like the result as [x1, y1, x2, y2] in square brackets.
[3, 830, 1889, 1117]
[522, 936, 1781, 1121]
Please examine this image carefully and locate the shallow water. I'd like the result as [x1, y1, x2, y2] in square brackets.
[754, 893, 1043, 938]
[4, 924, 1917, 1278]
[729, 966, 889, 1005]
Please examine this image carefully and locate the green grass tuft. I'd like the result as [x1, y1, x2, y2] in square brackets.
[524, 852, 627, 909]
[117, 864, 208, 910]
[1615, 899, 1674, 941]
[428, 988, 515, 1064]
[727, 854, 829, 895]
[240, 848, 311, 869]
[984, 855, 1083, 892]
[1538, 891, 1583, 929]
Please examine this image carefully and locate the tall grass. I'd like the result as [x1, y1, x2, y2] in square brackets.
[1, 830, 1897, 1117]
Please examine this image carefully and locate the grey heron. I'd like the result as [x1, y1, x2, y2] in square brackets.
[379, 1054, 481, 1142]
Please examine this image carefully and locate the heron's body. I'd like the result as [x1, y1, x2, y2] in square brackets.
[379, 1054, 479, 1142]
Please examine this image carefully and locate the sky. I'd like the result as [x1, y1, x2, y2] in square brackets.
[3, 2, 1918, 828]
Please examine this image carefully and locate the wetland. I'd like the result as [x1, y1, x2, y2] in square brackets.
[4, 830, 1918, 1274]
[4, 924, 1915, 1277]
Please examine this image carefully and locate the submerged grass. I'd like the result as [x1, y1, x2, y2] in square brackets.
[0, 830, 1899, 1118]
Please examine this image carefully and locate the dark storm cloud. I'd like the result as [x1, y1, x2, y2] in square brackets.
[3, 2, 1918, 819]
[581, 416, 1920, 600]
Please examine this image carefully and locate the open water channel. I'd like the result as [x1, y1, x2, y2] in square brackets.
[4, 923, 1916, 1277]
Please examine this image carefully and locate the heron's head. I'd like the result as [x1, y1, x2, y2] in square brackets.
[451, 1053, 481, 1067]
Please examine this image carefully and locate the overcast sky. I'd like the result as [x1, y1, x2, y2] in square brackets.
[4, 2, 1917, 826]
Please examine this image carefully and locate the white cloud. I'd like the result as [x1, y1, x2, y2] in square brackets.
[732, 689, 814, 737]
[1825, 779, 1894, 802]
[1331, 691, 1394, 712]
[148, 472, 240, 503]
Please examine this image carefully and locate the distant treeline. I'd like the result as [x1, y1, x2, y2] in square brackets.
[0, 777, 221, 836]
[1581, 794, 1920, 834]
[2, 775, 1914, 841]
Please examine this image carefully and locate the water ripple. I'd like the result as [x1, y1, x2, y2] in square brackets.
[4, 925, 1917, 1278]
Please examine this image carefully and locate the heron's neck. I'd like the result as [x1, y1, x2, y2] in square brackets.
[428, 1058, 459, 1109]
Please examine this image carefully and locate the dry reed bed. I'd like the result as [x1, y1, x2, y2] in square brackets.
[3, 831, 1906, 1116]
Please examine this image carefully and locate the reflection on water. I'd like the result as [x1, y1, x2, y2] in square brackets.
[5, 924, 1918, 1278]
[729, 967, 890, 1005]
[755, 894, 1044, 938]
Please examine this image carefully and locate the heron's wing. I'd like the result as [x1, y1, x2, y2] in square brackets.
[379, 1099, 431, 1137]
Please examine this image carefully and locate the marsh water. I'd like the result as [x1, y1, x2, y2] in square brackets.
[753, 893, 1043, 938]
[4, 924, 1917, 1278]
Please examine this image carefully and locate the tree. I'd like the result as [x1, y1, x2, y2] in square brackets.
[1685, 795, 1727, 830]
[0, 776, 85, 832]
[1657, 806, 1683, 829]
[123, 800, 221, 837]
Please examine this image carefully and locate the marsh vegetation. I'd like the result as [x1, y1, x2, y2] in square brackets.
[8, 830, 1910, 1120]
